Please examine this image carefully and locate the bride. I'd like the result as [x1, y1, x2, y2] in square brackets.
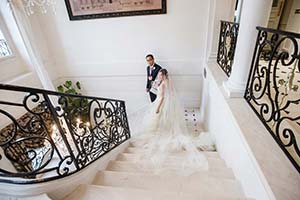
[130, 69, 215, 174]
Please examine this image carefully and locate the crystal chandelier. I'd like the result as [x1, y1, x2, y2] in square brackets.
[23, 0, 56, 15]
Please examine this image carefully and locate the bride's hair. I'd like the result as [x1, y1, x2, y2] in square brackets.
[160, 68, 169, 79]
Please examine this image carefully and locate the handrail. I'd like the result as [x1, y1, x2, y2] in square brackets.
[220, 20, 239, 25]
[217, 20, 240, 77]
[244, 26, 300, 173]
[0, 84, 125, 103]
[256, 26, 300, 38]
[0, 84, 131, 184]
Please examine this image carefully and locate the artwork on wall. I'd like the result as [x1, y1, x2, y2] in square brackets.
[65, 0, 167, 20]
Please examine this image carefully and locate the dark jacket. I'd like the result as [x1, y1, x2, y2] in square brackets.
[146, 63, 162, 90]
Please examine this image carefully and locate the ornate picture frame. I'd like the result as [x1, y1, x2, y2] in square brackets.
[65, 0, 167, 21]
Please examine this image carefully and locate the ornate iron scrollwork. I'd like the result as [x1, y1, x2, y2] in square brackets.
[0, 84, 130, 184]
[245, 27, 300, 173]
[217, 20, 239, 77]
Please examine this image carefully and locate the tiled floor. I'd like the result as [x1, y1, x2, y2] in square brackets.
[184, 108, 203, 136]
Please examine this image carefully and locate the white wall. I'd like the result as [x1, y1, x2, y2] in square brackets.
[34, 0, 213, 112]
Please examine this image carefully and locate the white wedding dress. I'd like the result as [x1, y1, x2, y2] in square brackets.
[129, 78, 215, 175]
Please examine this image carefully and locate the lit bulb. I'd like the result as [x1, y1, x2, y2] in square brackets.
[292, 85, 298, 92]
[278, 79, 285, 86]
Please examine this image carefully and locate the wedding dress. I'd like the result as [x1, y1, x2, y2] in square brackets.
[129, 78, 215, 175]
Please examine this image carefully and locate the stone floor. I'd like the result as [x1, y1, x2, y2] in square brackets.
[184, 108, 204, 135]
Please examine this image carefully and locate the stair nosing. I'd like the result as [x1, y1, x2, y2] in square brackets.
[88, 184, 251, 200]
[92, 171, 246, 199]
[108, 160, 230, 170]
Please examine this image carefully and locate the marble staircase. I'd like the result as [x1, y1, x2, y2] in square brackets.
[64, 141, 253, 200]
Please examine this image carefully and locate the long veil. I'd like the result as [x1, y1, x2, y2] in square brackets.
[128, 77, 215, 175]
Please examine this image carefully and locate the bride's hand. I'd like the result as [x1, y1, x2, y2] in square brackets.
[156, 109, 160, 114]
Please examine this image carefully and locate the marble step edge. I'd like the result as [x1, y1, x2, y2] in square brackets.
[107, 159, 228, 171]
[92, 171, 246, 198]
[106, 165, 235, 180]
[116, 153, 226, 166]
[124, 146, 218, 154]
[64, 184, 253, 200]
[94, 170, 241, 186]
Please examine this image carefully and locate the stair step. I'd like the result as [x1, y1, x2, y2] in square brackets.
[92, 171, 246, 199]
[107, 160, 234, 178]
[116, 152, 226, 166]
[64, 184, 251, 200]
[106, 166, 235, 179]
[125, 147, 219, 156]
[107, 161, 233, 175]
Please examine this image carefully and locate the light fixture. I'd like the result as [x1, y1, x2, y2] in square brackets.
[22, 0, 56, 15]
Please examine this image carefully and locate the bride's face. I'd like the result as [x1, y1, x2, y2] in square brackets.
[158, 72, 164, 81]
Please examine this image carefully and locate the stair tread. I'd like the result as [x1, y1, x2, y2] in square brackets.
[93, 170, 245, 198]
[97, 169, 236, 182]
[108, 159, 229, 172]
[64, 184, 252, 200]
[117, 152, 226, 166]
[105, 165, 235, 179]
[95, 170, 240, 186]
[125, 147, 219, 156]
[107, 161, 235, 179]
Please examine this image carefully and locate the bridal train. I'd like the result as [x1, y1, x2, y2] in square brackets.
[129, 69, 215, 175]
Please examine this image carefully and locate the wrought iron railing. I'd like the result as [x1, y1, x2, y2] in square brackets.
[245, 27, 300, 173]
[0, 84, 130, 184]
[0, 39, 11, 57]
[217, 20, 239, 77]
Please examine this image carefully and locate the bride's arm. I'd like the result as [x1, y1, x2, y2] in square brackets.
[156, 83, 165, 114]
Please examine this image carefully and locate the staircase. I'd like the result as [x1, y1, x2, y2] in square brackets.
[64, 141, 252, 200]
[0, 85, 252, 199]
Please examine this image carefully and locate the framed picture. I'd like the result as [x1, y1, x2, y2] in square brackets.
[65, 0, 167, 21]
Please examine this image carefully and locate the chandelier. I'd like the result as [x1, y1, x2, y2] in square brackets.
[23, 0, 56, 15]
